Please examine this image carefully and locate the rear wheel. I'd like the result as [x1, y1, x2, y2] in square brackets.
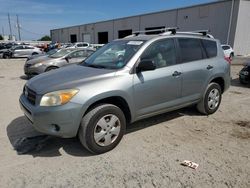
[197, 83, 222, 115]
[78, 104, 126, 154]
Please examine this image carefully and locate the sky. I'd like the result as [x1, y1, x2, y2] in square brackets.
[0, 0, 216, 40]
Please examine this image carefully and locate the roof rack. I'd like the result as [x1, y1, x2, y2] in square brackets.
[132, 27, 179, 36]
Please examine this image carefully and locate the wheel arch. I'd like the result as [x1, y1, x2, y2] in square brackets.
[210, 77, 225, 93]
[83, 96, 132, 124]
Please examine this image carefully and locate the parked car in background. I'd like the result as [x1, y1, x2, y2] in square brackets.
[24, 48, 94, 76]
[19, 28, 230, 154]
[239, 62, 250, 84]
[26, 48, 59, 61]
[221, 44, 234, 60]
[3, 45, 43, 58]
[61, 43, 73, 48]
[0, 42, 18, 58]
[68, 42, 93, 49]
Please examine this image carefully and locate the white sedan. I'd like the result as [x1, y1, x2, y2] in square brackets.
[221, 44, 234, 60]
[12, 45, 43, 58]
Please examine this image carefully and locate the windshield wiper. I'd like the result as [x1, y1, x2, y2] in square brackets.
[83, 63, 106, 69]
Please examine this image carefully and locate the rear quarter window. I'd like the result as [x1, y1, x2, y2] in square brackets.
[202, 40, 217, 58]
[178, 38, 203, 63]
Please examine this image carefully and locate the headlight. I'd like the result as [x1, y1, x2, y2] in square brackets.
[242, 71, 249, 76]
[33, 63, 43, 67]
[40, 89, 79, 106]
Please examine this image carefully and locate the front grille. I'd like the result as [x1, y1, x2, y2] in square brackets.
[24, 86, 37, 105]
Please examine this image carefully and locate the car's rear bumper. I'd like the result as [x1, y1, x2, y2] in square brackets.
[19, 94, 83, 138]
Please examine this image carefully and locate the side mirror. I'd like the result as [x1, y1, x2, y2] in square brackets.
[136, 59, 156, 72]
[65, 57, 69, 62]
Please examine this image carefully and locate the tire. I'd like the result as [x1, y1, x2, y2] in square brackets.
[197, 83, 222, 115]
[45, 66, 58, 72]
[3, 54, 9, 59]
[78, 104, 126, 154]
[229, 53, 233, 60]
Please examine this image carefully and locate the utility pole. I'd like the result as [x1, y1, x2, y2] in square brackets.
[16, 14, 21, 41]
[8, 13, 12, 40]
[2, 27, 4, 36]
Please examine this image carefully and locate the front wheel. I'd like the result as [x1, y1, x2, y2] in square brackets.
[78, 104, 126, 154]
[45, 66, 58, 72]
[197, 83, 222, 115]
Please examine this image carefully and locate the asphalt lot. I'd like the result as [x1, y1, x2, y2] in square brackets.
[0, 58, 249, 188]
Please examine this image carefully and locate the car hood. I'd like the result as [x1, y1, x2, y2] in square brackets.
[26, 64, 116, 94]
[27, 54, 46, 61]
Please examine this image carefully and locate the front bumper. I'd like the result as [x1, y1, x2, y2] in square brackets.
[19, 94, 83, 138]
[24, 63, 47, 76]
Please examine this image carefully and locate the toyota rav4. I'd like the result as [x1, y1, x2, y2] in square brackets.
[19, 28, 230, 154]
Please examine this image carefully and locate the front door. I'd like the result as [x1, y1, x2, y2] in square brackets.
[133, 39, 182, 118]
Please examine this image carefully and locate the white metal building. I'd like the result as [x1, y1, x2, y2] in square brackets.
[50, 0, 250, 55]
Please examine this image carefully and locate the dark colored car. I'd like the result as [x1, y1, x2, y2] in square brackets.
[239, 63, 250, 84]
[0, 42, 17, 58]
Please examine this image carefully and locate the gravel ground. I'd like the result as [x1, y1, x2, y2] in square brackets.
[0, 58, 249, 188]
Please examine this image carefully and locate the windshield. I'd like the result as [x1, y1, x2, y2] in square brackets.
[47, 48, 59, 55]
[80, 40, 145, 69]
[49, 49, 73, 58]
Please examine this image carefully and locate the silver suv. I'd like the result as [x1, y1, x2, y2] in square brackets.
[19, 29, 230, 154]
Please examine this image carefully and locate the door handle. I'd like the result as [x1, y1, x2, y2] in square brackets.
[172, 71, 182, 77]
[207, 65, 213, 70]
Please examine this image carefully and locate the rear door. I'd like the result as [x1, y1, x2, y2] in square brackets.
[133, 38, 182, 117]
[24, 46, 35, 56]
[176, 37, 217, 101]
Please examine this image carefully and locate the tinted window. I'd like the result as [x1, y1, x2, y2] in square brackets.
[202, 40, 217, 58]
[178, 38, 203, 63]
[25, 46, 34, 49]
[14, 46, 24, 50]
[222, 45, 230, 50]
[141, 39, 176, 68]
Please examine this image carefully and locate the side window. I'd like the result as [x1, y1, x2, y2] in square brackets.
[222, 45, 230, 50]
[140, 39, 176, 68]
[178, 38, 203, 63]
[25, 46, 34, 49]
[86, 50, 94, 56]
[15, 46, 23, 50]
[202, 40, 217, 58]
[77, 44, 83, 47]
[70, 51, 87, 58]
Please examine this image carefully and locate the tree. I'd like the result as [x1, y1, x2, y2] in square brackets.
[0, 35, 3, 40]
[39, 35, 51, 41]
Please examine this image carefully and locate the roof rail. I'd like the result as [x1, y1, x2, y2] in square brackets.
[132, 27, 179, 36]
[177, 29, 214, 38]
